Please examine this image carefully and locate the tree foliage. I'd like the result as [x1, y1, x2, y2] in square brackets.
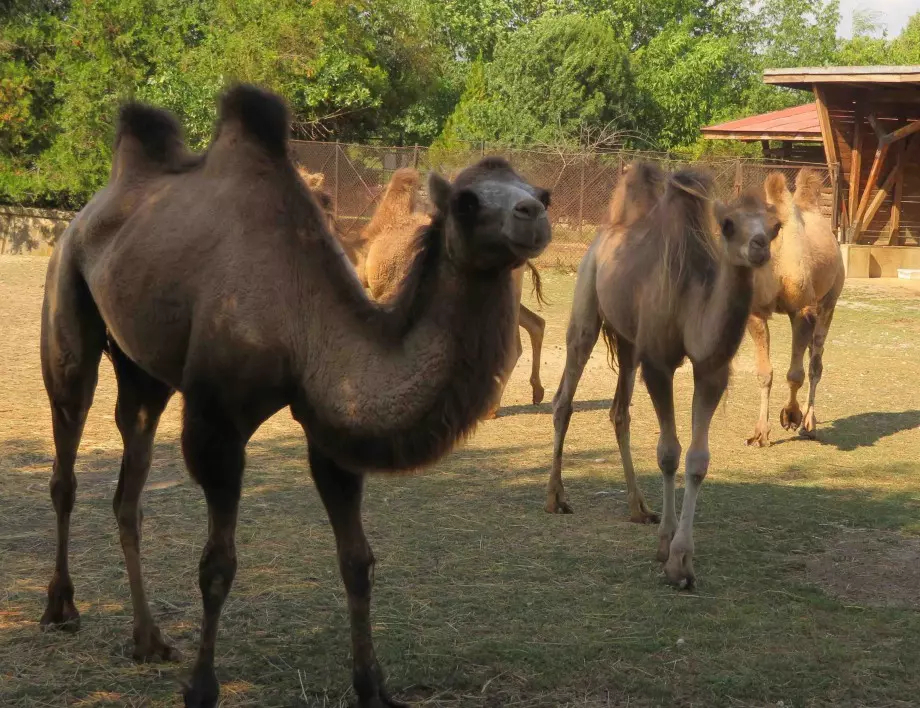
[3, 0, 918, 208]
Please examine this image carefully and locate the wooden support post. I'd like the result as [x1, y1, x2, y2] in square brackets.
[333, 140, 340, 219]
[853, 142, 889, 231]
[884, 139, 907, 244]
[848, 106, 863, 226]
[886, 118, 920, 144]
[814, 85, 840, 167]
[733, 158, 743, 197]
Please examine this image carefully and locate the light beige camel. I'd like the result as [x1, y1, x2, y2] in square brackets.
[546, 162, 781, 587]
[363, 168, 548, 409]
[38, 85, 551, 707]
[745, 169, 845, 446]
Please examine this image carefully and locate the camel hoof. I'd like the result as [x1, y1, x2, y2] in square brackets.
[663, 551, 695, 590]
[629, 510, 660, 525]
[483, 407, 499, 420]
[182, 671, 219, 708]
[132, 625, 180, 663]
[745, 428, 771, 447]
[360, 693, 408, 708]
[800, 410, 817, 439]
[545, 497, 573, 514]
[779, 405, 802, 431]
[40, 582, 80, 632]
[532, 385, 545, 405]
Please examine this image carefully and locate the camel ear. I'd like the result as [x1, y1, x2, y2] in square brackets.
[428, 173, 452, 214]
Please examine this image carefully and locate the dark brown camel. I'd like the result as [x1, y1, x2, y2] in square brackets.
[545, 162, 780, 588]
[38, 85, 550, 708]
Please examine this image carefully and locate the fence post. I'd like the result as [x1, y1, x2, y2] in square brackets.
[578, 154, 585, 239]
[733, 159, 743, 197]
[333, 141, 340, 219]
[481, 140, 485, 157]
[413, 145, 419, 169]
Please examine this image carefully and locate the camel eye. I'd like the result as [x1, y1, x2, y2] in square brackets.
[720, 216, 735, 240]
[536, 189, 551, 208]
[454, 189, 480, 220]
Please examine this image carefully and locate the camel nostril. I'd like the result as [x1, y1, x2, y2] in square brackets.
[751, 234, 768, 251]
[513, 198, 543, 221]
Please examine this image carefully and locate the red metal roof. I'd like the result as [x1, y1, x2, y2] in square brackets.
[701, 103, 821, 142]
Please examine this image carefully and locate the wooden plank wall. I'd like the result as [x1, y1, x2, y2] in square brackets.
[825, 86, 920, 246]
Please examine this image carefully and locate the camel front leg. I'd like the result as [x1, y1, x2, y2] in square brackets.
[182, 405, 246, 708]
[610, 338, 658, 524]
[664, 364, 729, 589]
[780, 311, 815, 432]
[642, 364, 681, 562]
[308, 447, 405, 708]
[519, 304, 546, 404]
[745, 314, 773, 447]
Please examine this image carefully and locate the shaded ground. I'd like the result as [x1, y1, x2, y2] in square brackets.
[2, 255, 919, 707]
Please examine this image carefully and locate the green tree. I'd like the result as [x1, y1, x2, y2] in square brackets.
[437, 14, 635, 147]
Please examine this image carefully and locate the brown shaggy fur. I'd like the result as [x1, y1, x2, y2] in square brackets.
[38, 84, 550, 708]
[362, 167, 423, 242]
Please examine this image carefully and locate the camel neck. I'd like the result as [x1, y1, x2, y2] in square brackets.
[291, 239, 515, 472]
[688, 258, 754, 371]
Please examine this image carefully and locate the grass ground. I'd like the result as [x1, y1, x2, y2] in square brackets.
[2, 255, 919, 707]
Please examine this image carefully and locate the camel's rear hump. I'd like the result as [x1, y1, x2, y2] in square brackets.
[216, 84, 289, 158]
[793, 168, 824, 211]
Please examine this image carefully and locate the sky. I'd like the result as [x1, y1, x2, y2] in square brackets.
[836, 0, 918, 38]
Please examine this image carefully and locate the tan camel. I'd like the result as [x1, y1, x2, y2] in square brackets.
[545, 162, 780, 588]
[38, 85, 550, 708]
[363, 168, 548, 409]
[745, 169, 844, 446]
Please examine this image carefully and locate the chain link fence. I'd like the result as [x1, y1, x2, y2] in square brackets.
[289, 140, 831, 269]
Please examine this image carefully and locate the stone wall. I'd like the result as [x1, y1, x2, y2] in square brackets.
[0, 206, 74, 256]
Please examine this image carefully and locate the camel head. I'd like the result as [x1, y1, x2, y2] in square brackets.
[715, 191, 781, 269]
[428, 156, 551, 271]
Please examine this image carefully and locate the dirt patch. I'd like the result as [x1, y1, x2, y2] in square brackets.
[806, 528, 920, 610]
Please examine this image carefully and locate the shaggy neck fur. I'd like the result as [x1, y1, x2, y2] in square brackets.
[292, 219, 516, 472]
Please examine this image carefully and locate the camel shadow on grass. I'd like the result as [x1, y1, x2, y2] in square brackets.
[772, 410, 920, 452]
[495, 398, 613, 418]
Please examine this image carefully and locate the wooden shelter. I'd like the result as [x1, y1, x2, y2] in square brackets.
[762, 67, 920, 269]
[702, 103, 825, 163]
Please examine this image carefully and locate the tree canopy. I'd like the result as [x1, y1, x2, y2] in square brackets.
[2, 0, 918, 208]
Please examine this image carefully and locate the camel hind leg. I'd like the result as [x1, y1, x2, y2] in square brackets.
[801, 280, 842, 439]
[39, 247, 106, 630]
[110, 345, 178, 661]
[546, 246, 601, 514]
[519, 304, 546, 404]
[609, 336, 658, 524]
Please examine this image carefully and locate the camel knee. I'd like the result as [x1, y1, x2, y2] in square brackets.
[756, 369, 773, 389]
[786, 368, 805, 387]
[685, 449, 710, 484]
[657, 438, 681, 476]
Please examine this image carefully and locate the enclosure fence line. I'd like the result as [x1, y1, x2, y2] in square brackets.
[289, 140, 831, 268]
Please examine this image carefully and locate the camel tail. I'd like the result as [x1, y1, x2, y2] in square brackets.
[218, 84, 289, 158]
[601, 322, 619, 371]
[113, 103, 190, 177]
[793, 168, 824, 210]
[526, 261, 547, 307]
